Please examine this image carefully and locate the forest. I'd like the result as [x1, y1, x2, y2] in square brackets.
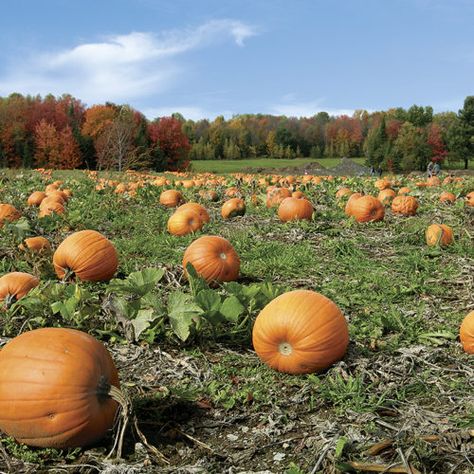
[0, 93, 473, 172]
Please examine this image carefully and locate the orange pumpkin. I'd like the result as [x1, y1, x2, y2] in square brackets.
[439, 192, 456, 204]
[27, 191, 47, 206]
[426, 176, 441, 187]
[199, 190, 218, 202]
[465, 191, 474, 207]
[0, 272, 39, 306]
[266, 188, 292, 208]
[344, 193, 363, 216]
[0, 327, 120, 448]
[374, 179, 391, 190]
[167, 209, 203, 236]
[377, 188, 397, 205]
[291, 191, 305, 199]
[460, 311, 474, 354]
[159, 190, 184, 208]
[335, 187, 352, 199]
[277, 197, 313, 222]
[397, 187, 412, 195]
[183, 236, 240, 284]
[221, 198, 246, 219]
[425, 224, 454, 247]
[391, 195, 419, 216]
[177, 202, 210, 223]
[0, 204, 21, 227]
[252, 290, 349, 374]
[349, 195, 385, 223]
[53, 230, 118, 281]
[39, 201, 65, 218]
[19, 236, 51, 253]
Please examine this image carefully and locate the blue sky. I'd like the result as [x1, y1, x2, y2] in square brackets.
[0, 0, 473, 120]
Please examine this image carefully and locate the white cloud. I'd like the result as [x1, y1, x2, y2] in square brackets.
[0, 19, 258, 105]
[270, 99, 357, 118]
[141, 106, 235, 121]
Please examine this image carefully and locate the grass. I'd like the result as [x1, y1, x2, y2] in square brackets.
[190, 156, 366, 173]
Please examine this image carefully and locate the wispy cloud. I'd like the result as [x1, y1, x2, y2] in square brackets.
[0, 19, 258, 105]
[270, 98, 357, 118]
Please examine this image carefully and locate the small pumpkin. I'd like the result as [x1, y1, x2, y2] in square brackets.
[0, 327, 120, 448]
[198, 190, 218, 202]
[266, 188, 292, 208]
[221, 198, 246, 219]
[335, 187, 352, 199]
[277, 197, 313, 222]
[425, 224, 453, 247]
[159, 190, 184, 208]
[167, 209, 203, 236]
[53, 230, 118, 281]
[252, 290, 349, 374]
[439, 192, 456, 204]
[460, 311, 474, 354]
[377, 188, 397, 205]
[19, 236, 51, 253]
[397, 186, 412, 195]
[426, 176, 441, 187]
[27, 191, 47, 206]
[0, 204, 21, 228]
[374, 179, 391, 190]
[0, 272, 39, 307]
[183, 235, 240, 284]
[464, 191, 474, 207]
[391, 195, 419, 216]
[291, 191, 305, 199]
[349, 195, 385, 222]
[177, 203, 210, 223]
[39, 200, 65, 218]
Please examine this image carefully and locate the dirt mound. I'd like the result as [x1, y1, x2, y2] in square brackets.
[329, 156, 370, 176]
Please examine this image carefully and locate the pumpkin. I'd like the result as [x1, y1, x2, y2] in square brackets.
[391, 195, 419, 216]
[0, 272, 39, 306]
[44, 183, 59, 194]
[266, 188, 291, 208]
[291, 191, 305, 199]
[0, 327, 120, 448]
[426, 176, 441, 187]
[27, 191, 46, 206]
[159, 190, 184, 208]
[167, 209, 203, 236]
[465, 191, 474, 207]
[277, 197, 313, 222]
[47, 190, 69, 202]
[19, 236, 51, 253]
[199, 190, 218, 202]
[377, 188, 397, 205]
[177, 202, 210, 223]
[460, 311, 474, 354]
[53, 230, 118, 281]
[425, 224, 454, 247]
[335, 187, 352, 199]
[374, 179, 391, 190]
[183, 235, 240, 284]
[349, 195, 385, 222]
[439, 192, 456, 203]
[39, 201, 65, 218]
[344, 193, 363, 216]
[397, 187, 411, 195]
[221, 198, 246, 219]
[252, 290, 349, 374]
[0, 204, 21, 228]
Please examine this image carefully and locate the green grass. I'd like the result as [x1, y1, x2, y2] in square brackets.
[190, 157, 366, 173]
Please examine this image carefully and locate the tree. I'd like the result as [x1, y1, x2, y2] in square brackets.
[427, 123, 447, 163]
[364, 116, 388, 167]
[34, 119, 61, 168]
[457, 96, 474, 169]
[393, 122, 430, 171]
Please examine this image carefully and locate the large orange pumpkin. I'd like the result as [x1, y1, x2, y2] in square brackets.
[167, 209, 203, 236]
[344, 193, 363, 216]
[349, 195, 385, 222]
[252, 290, 349, 374]
[425, 224, 454, 247]
[439, 192, 456, 204]
[27, 191, 47, 206]
[391, 195, 419, 216]
[53, 230, 118, 281]
[19, 236, 51, 253]
[183, 236, 240, 284]
[177, 202, 210, 223]
[0, 272, 39, 306]
[0, 204, 21, 228]
[221, 198, 246, 219]
[377, 188, 397, 205]
[0, 328, 120, 448]
[159, 190, 184, 208]
[277, 197, 313, 222]
[39, 200, 66, 218]
[460, 311, 474, 354]
[266, 188, 292, 208]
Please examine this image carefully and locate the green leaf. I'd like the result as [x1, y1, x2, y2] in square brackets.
[168, 291, 204, 341]
[7, 217, 31, 240]
[108, 268, 164, 296]
[186, 263, 209, 296]
[131, 308, 156, 341]
[220, 295, 245, 323]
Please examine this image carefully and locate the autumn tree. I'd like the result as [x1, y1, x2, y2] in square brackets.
[393, 122, 430, 171]
[34, 119, 61, 168]
[427, 123, 447, 163]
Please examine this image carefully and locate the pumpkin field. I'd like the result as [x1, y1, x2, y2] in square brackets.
[0, 167, 473, 474]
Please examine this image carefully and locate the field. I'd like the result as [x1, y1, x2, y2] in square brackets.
[0, 168, 473, 473]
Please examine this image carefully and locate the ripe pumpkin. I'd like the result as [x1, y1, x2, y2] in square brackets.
[425, 224, 454, 247]
[266, 188, 292, 208]
[19, 236, 51, 253]
[183, 236, 240, 284]
[374, 179, 391, 190]
[277, 197, 313, 222]
[27, 191, 47, 206]
[177, 203, 210, 223]
[0, 204, 21, 228]
[460, 311, 474, 354]
[167, 209, 203, 236]
[221, 198, 246, 219]
[291, 191, 305, 199]
[0, 272, 39, 306]
[349, 195, 385, 222]
[391, 195, 419, 216]
[439, 192, 456, 204]
[426, 176, 441, 187]
[53, 230, 118, 281]
[39, 200, 65, 218]
[0, 328, 120, 448]
[159, 190, 184, 208]
[335, 187, 352, 199]
[377, 188, 397, 205]
[199, 190, 218, 202]
[398, 187, 411, 195]
[465, 191, 474, 207]
[252, 290, 349, 374]
[344, 193, 363, 216]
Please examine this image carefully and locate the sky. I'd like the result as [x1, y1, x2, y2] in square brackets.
[0, 0, 473, 120]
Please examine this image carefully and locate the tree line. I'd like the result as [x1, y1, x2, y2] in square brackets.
[0, 93, 473, 171]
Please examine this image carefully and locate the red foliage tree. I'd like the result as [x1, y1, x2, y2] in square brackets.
[427, 123, 447, 163]
[59, 126, 82, 169]
[148, 117, 191, 170]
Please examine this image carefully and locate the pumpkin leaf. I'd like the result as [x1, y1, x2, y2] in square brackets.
[131, 308, 156, 341]
[6, 217, 31, 241]
[108, 268, 164, 296]
[186, 263, 209, 296]
[195, 289, 224, 324]
[168, 291, 204, 341]
[220, 295, 245, 323]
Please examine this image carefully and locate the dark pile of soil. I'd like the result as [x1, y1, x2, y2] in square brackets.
[328, 156, 370, 176]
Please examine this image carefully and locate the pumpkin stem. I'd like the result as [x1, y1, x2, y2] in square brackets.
[278, 342, 293, 356]
[4, 294, 17, 309]
[61, 268, 75, 283]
